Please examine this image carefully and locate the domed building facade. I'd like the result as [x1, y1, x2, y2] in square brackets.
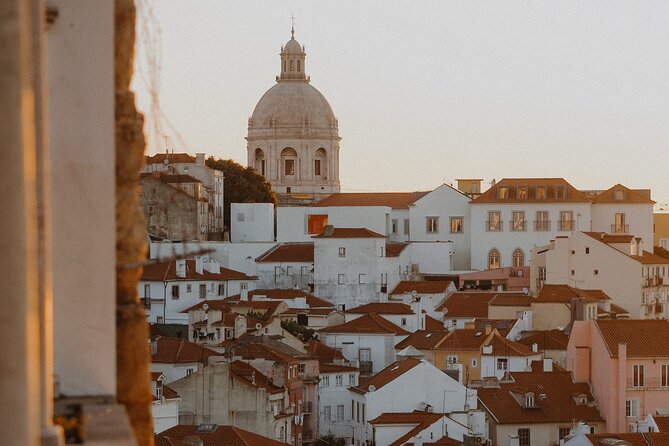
[246, 29, 341, 204]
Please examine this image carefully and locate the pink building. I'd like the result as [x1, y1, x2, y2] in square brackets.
[568, 319, 669, 433]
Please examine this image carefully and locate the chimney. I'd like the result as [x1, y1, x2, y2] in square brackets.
[195, 257, 204, 274]
[323, 225, 335, 237]
[234, 314, 247, 338]
[175, 259, 186, 278]
[182, 437, 204, 446]
[485, 324, 492, 335]
[531, 343, 538, 353]
[150, 339, 158, 355]
[195, 153, 205, 165]
[508, 435, 520, 446]
[240, 287, 249, 301]
[543, 358, 553, 372]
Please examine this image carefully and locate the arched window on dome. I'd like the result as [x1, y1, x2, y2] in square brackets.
[512, 248, 525, 267]
[254, 148, 266, 177]
[314, 148, 327, 179]
[488, 248, 501, 270]
[281, 147, 297, 177]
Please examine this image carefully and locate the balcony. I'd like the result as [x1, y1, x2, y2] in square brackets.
[627, 376, 669, 390]
[486, 221, 503, 232]
[359, 360, 373, 374]
[510, 220, 526, 231]
[643, 277, 665, 288]
[611, 224, 630, 234]
[534, 220, 551, 231]
[558, 220, 575, 231]
[302, 401, 313, 414]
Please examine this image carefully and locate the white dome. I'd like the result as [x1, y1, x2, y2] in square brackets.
[250, 81, 337, 131]
[283, 37, 302, 54]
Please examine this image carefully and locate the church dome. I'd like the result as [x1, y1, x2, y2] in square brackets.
[283, 37, 302, 54]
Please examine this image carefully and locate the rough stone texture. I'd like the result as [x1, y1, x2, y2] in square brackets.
[114, 0, 153, 444]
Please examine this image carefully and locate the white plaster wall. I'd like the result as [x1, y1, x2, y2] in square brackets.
[480, 354, 540, 380]
[470, 203, 592, 270]
[230, 203, 275, 242]
[591, 203, 653, 248]
[151, 362, 199, 385]
[409, 241, 456, 274]
[150, 241, 274, 274]
[322, 334, 395, 374]
[48, 0, 116, 397]
[318, 371, 359, 439]
[256, 261, 313, 289]
[152, 398, 180, 434]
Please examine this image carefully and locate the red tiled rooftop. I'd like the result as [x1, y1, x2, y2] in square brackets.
[424, 314, 445, 331]
[313, 192, 430, 209]
[369, 411, 443, 446]
[352, 358, 422, 393]
[345, 302, 414, 315]
[391, 281, 454, 295]
[590, 184, 655, 204]
[631, 250, 669, 265]
[472, 178, 590, 204]
[255, 243, 314, 263]
[517, 330, 569, 351]
[319, 313, 410, 335]
[319, 363, 359, 373]
[311, 227, 385, 238]
[536, 284, 610, 303]
[488, 293, 534, 307]
[142, 259, 254, 282]
[146, 153, 197, 164]
[395, 330, 450, 350]
[587, 433, 669, 446]
[595, 319, 669, 358]
[151, 337, 220, 364]
[436, 292, 496, 317]
[386, 243, 410, 257]
[653, 415, 669, 433]
[306, 340, 346, 364]
[157, 424, 291, 446]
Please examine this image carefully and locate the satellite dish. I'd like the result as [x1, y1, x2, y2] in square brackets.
[255, 323, 262, 330]
[202, 303, 209, 311]
[368, 385, 376, 392]
[443, 308, 448, 315]
[163, 158, 169, 165]
[411, 290, 417, 298]
[522, 288, 529, 295]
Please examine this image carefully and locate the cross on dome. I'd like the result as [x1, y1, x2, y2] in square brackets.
[290, 13, 296, 39]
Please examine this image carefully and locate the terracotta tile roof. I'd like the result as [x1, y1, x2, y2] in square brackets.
[395, 330, 451, 350]
[280, 307, 337, 316]
[319, 363, 359, 373]
[472, 178, 590, 203]
[162, 385, 180, 400]
[318, 313, 410, 335]
[306, 340, 346, 363]
[386, 243, 410, 257]
[653, 415, 669, 433]
[151, 337, 220, 364]
[346, 302, 414, 315]
[477, 370, 604, 425]
[155, 437, 192, 446]
[180, 299, 231, 313]
[590, 184, 655, 204]
[485, 333, 538, 357]
[517, 330, 570, 351]
[157, 424, 291, 446]
[439, 329, 490, 352]
[352, 358, 422, 393]
[146, 153, 197, 164]
[587, 433, 669, 446]
[598, 303, 631, 318]
[230, 360, 284, 394]
[468, 319, 516, 337]
[536, 284, 610, 303]
[595, 319, 669, 358]
[424, 437, 463, 446]
[142, 259, 254, 281]
[311, 227, 385, 238]
[225, 334, 307, 361]
[391, 281, 454, 295]
[631, 250, 669, 265]
[436, 292, 496, 317]
[313, 192, 430, 209]
[227, 342, 298, 364]
[151, 372, 164, 381]
[369, 411, 443, 446]
[424, 314, 445, 331]
[488, 293, 534, 307]
[584, 231, 638, 245]
[159, 173, 201, 184]
[255, 243, 314, 263]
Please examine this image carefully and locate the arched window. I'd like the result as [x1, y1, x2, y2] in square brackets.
[254, 148, 266, 176]
[488, 249, 500, 270]
[314, 147, 327, 178]
[512, 248, 525, 267]
[281, 147, 297, 176]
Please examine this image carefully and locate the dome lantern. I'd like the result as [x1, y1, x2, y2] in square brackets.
[279, 28, 307, 82]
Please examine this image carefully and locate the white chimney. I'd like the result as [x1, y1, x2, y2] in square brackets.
[234, 315, 247, 338]
[150, 339, 158, 355]
[195, 153, 205, 165]
[508, 435, 520, 446]
[175, 259, 186, 278]
[543, 358, 553, 372]
[531, 343, 538, 353]
[240, 287, 249, 301]
[195, 257, 204, 274]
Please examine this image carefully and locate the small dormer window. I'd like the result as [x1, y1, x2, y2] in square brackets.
[525, 393, 534, 407]
[556, 186, 566, 199]
[498, 186, 509, 199]
[615, 189, 625, 200]
[517, 186, 528, 199]
[536, 185, 547, 199]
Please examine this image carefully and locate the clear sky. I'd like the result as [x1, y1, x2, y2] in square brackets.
[132, 1, 669, 207]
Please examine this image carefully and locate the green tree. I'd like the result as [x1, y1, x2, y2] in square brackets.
[205, 157, 276, 230]
[317, 432, 346, 446]
[281, 319, 317, 342]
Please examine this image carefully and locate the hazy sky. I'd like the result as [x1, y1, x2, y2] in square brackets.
[133, 1, 669, 206]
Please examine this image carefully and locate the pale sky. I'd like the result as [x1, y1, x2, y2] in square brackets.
[133, 1, 669, 206]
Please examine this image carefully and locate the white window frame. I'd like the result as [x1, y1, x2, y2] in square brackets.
[426, 216, 439, 234]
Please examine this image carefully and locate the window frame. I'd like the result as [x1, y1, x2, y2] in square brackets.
[426, 216, 439, 234]
[450, 217, 463, 233]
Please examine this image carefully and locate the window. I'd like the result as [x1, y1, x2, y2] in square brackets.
[298, 363, 305, 374]
[559, 427, 571, 440]
[497, 358, 508, 371]
[240, 282, 247, 291]
[301, 266, 308, 276]
[391, 219, 398, 234]
[614, 189, 625, 200]
[559, 211, 574, 231]
[362, 403, 365, 423]
[447, 355, 458, 364]
[525, 393, 534, 407]
[513, 248, 525, 267]
[662, 364, 669, 387]
[286, 266, 293, 276]
[511, 211, 526, 231]
[357, 402, 360, 423]
[400, 317, 407, 326]
[338, 247, 346, 257]
[614, 213, 627, 233]
[274, 266, 281, 282]
[199, 284, 206, 299]
[426, 216, 439, 233]
[336, 375, 343, 386]
[314, 159, 321, 176]
[536, 185, 547, 199]
[218, 284, 225, 296]
[471, 359, 478, 368]
[626, 399, 639, 418]
[185, 284, 191, 293]
[323, 405, 331, 422]
[337, 404, 344, 421]
[535, 211, 549, 231]
[585, 247, 590, 254]
[633, 365, 645, 387]
[351, 400, 355, 422]
[487, 211, 502, 231]
[321, 375, 329, 387]
[498, 186, 509, 199]
[338, 274, 346, 284]
[404, 219, 410, 235]
[297, 60, 301, 71]
[518, 428, 530, 446]
[556, 186, 566, 199]
[450, 217, 463, 233]
[156, 316, 163, 324]
[186, 368, 194, 376]
[171, 285, 179, 299]
[290, 60, 295, 71]
[349, 374, 356, 385]
[594, 269, 599, 276]
[307, 214, 328, 234]
[517, 186, 528, 199]
[488, 248, 501, 270]
[358, 274, 366, 284]
[284, 159, 295, 175]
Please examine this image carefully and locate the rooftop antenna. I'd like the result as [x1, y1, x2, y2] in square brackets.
[290, 12, 296, 39]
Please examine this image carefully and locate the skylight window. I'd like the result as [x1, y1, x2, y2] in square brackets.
[475, 332, 482, 337]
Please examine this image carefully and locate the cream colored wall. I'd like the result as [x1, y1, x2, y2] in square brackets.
[492, 422, 604, 446]
[531, 302, 571, 330]
[654, 213, 669, 249]
[488, 305, 528, 320]
[435, 350, 481, 382]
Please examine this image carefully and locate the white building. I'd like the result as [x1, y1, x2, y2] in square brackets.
[151, 372, 180, 434]
[230, 203, 275, 242]
[150, 336, 221, 384]
[318, 363, 360, 441]
[247, 28, 340, 204]
[531, 231, 669, 318]
[140, 257, 256, 324]
[255, 242, 315, 290]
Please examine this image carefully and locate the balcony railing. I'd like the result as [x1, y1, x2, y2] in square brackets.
[510, 220, 526, 231]
[627, 376, 669, 389]
[611, 224, 630, 234]
[359, 360, 373, 374]
[534, 220, 551, 231]
[486, 221, 503, 232]
[558, 220, 575, 231]
[643, 277, 665, 288]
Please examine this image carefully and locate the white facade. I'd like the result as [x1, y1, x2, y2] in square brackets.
[230, 203, 275, 242]
[151, 375, 180, 433]
[479, 347, 542, 380]
[318, 368, 360, 440]
[321, 332, 404, 375]
[591, 201, 654, 249]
